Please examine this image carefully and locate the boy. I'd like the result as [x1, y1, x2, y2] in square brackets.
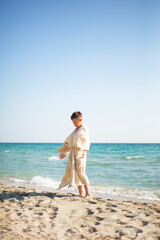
[57, 111, 91, 198]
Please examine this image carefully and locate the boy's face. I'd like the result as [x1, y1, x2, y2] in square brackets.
[72, 117, 82, 128]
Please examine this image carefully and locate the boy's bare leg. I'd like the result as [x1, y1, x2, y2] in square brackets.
[78, 185, 84, 196]
[84, 184, 91, 197]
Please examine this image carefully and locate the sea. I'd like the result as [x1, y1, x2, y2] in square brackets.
[0, 143, 160, 203]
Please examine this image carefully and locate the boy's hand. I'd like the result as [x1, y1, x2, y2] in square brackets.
[59, 154, 66, 159]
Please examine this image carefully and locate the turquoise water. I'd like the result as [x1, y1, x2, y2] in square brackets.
[0, 143, 160, 201]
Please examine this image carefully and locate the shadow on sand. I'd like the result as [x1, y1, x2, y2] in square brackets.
[0, 190, 75, 202]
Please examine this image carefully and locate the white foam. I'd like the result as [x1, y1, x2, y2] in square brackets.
[30, 176, 59, 189]
[48, 156, 60, 161]
[90, 184, 160, 201]
[4, 150, 10, 153]
[9, 178, 26, 183]
[0, 176, 59, 191]
[125, 156, 145, 159]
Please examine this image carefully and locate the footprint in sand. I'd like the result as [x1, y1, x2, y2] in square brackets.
[35, 204, 40, 207]
[81, 224, 87, 228]
[17, 212, 22, 216]
[89, 201, 97, 205]
[142, 221, 149, 226]
[111, 204, 117, 208]
[105, 207, 110, 211]
[67, 228, 77, 233]
[95, 222, 101, 225]
[125, 214, 136, 218]
[87, 209, 94, 215]
[35, 200, 44, 208]
[50, 207, 59, 219]
[117, 221, 125, 225]
[145, 212, 151, 217]
[105, 207, 116, 212]
[97, 207, 103, 213]
[89, 227, 97, 233]
[96, 216, 104, 221]
[110, 208, 117, 212]
[53, 207, 58, 212]
[37, 212, 43, 216]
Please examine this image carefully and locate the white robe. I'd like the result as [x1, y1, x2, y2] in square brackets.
[57, 125, 90, 189]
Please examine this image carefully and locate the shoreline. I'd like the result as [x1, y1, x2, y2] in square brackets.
[1, 183, 160, 240]
[0, 178, 160, 205]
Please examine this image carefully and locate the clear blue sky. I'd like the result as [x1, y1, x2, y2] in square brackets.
[0, 0, 160, 143]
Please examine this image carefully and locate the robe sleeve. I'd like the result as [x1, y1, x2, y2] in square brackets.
[76, 127, 90, 151]
[57, 133, 72, 155]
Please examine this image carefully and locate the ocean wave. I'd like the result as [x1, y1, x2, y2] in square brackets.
[48, 156, 60, 161]
[91, 185, 160, 202]
[30, 176, 59, 188]
[4, 150, 29, 154]
[8, 178, 26, 183]
[125, 156, 145, 160]
[88, 160, 110, 165]
[0, 176, 59, 190]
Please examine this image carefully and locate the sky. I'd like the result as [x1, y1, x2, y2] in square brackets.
[0, 0, 160, 143]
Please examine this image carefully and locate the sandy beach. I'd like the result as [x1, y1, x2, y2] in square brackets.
[0, 183, 160, 240]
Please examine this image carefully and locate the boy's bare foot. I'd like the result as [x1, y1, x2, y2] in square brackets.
[84, 195, 92, 199]
[80, 194, 84, 197]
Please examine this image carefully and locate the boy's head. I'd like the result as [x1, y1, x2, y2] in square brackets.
[71, 111, 83, 128]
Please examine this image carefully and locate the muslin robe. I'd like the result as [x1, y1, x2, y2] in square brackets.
[57, 125, 90, 189]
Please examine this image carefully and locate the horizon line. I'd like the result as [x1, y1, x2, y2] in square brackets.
[0, 142, 160, 144]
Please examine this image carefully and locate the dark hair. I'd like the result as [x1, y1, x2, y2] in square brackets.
[71, 111, 82, 120]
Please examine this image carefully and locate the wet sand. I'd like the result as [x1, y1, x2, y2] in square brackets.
[0, 183, 160, 240]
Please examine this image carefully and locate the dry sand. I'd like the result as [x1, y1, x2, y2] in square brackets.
[0, 183, 160, 240]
